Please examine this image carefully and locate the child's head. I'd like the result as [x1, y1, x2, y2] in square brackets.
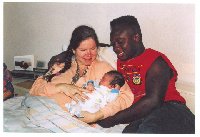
[99, 70, 125, 89]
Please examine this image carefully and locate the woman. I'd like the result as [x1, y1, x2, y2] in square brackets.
[29, 25, 134, 123]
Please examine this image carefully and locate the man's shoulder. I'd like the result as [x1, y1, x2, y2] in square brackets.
[145, 48, 162, 54]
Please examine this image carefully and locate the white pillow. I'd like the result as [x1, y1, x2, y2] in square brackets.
[97, 47, 117, 70]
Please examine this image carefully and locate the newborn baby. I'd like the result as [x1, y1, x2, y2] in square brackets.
[65, 70, 125, 118]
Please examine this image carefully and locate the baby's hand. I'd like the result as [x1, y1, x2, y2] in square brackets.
[87, 82, 94, 91]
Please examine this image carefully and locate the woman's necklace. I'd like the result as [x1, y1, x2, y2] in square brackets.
[71, 62, 88, 85]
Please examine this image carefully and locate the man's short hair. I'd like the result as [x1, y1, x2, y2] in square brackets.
[110, 15, 142, 36]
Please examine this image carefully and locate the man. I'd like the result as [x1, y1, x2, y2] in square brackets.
[97, 15, 195, 134]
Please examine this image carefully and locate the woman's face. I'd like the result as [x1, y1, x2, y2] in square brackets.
[73, 37, 98, 67]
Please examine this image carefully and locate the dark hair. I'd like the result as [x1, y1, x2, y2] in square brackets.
[110, 15, 142, 40]
[47, 25, 99, 82]
[106, 70, 125, 87]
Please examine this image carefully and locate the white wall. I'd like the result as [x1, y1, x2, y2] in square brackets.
[3, 3, 195, 89]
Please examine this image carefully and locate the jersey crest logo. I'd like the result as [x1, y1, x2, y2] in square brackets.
[132, 74, 142, 85]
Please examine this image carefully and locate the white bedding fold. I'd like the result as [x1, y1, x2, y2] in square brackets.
[3, 94, 103, 133]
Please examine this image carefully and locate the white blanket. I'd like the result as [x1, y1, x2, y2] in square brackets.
[3, 94, 103, 133]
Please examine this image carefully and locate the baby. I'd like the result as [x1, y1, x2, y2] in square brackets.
[65, 70, 125, 118]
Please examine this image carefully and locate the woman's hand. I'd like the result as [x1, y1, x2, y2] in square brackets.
[55, 83, 90, 102]
[77, 110, 104, 123]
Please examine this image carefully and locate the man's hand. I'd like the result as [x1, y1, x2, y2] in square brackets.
[96, 115, 118, 128]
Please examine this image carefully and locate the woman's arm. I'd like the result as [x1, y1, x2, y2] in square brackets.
[77, 82, 133, 124]
[29, 63, 66, 96]
[100, 82, 134, 118]
[29, 63, 90, 101]
[29, 75, 90, 102]
[77, 61, 134, 123]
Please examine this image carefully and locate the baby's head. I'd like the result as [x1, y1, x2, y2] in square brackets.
[99, 70, 125, 89]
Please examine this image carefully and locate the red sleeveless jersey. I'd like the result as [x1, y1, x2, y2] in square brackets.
[117, 48, 186, 104]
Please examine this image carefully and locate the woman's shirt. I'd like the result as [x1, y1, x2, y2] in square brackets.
[29, 59, 134, 118]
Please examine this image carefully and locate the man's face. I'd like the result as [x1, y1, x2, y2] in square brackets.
[110, 28, 138, 61]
